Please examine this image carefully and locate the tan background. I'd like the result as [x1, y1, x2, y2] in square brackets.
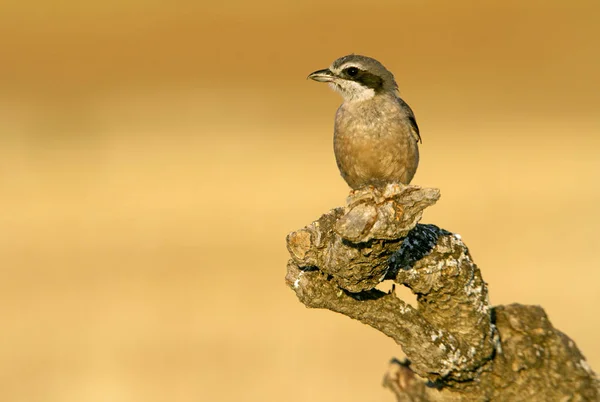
[1, 1, 599, 401]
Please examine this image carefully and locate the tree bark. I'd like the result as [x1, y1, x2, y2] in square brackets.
[285, 184, 599, 401]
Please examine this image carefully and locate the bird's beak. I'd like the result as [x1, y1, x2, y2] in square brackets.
[308, 68, 335, 82]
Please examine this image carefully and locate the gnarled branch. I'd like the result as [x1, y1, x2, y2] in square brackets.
[285, 184, 598, 401]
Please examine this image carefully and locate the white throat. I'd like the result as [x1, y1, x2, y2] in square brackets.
[329, 80, 375, 102]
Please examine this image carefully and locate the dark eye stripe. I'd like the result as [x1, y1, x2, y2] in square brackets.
[340, 65, 384, 91]
[354, 71, 384, 91]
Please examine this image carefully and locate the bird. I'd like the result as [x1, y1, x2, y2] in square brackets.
[308, 54, 421, 190]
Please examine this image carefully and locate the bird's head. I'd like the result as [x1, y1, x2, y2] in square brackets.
[308, 54, 398, 102]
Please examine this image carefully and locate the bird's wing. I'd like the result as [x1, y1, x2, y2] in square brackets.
[397, 97, 422, 144]
[407, 113, 422, 144]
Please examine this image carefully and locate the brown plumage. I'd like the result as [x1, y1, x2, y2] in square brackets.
[308, 55, 421, 190]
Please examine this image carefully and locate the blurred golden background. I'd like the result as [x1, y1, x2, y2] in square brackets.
[1, 1, 599, 401]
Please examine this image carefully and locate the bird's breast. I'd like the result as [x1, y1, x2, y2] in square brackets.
[333, 97, 419, 189]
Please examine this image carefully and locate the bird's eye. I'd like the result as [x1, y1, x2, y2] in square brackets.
[345, 67, 359, 77]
